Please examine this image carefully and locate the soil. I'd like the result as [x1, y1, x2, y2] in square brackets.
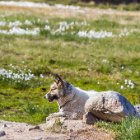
[0, 119, 115, 140]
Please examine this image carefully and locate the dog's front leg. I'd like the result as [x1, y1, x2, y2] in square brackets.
[46, 111, 66, 121]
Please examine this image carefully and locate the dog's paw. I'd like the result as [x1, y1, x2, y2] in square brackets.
[46, 112, 66, 122]
[46, 113, 60, 121]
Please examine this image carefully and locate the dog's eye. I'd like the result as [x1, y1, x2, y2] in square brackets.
[51, 88, 57, 91]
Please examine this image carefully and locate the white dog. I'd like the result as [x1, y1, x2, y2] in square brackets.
[45, 74, 136, 123]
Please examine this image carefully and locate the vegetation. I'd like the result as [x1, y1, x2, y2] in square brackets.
[80, 0, 140, 4]
[17, 0, 140, 11]
[96, 117, 140, 140]
[0, 1, 140, 139]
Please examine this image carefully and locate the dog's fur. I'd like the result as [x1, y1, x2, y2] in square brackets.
[45, 74, 97, 120]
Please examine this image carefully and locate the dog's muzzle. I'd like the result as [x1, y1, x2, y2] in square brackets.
[45, 93, 59, 102]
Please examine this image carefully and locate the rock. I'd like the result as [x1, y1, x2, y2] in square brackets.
[0, 130, 6, 137]
[4, 124, 7, 127]
[29, 126, 42, 131]
[46, 117, 65, 133]
[69, 129, 73, 132]
[84, 91, 136, 122]
[31, 137, 42, 140]
[83, 112, 98, 124]
[134, 104, 140, 118]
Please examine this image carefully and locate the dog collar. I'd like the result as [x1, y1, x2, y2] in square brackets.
[60, 92, 76, 109]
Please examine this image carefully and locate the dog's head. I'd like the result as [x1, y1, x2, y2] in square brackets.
[45, 74, 72, 102]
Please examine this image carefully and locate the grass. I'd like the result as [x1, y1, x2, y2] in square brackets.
[16, 0, 140, 11]
[96, 117, 140, 140]
[0, 2, 140, 139]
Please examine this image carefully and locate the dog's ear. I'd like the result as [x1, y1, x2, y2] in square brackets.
[53, 74, 64, 87]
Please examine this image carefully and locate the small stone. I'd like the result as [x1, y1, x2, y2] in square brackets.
[62, 124, 67, 129]
[0, 130, 6, 137]
[69, 129, 73, 133]
[29, 126, 41, 131]
[31, 137, 42, 140]
[15, 129, 23, 133]
[4, 124, 7, 127]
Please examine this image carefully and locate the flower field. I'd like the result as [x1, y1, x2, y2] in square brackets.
[0, 1, 140, 139]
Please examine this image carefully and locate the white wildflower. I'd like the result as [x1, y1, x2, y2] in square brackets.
[102, 59, 109, 64]
[121, 66, 124, 70]
[44, 25, 50, 31]
[124, 79, 128, 85]
[128, 80, 132, 85]
[77, 30, 113, 39]
[121, 85, 124, 89]
[127, 85, 130, 88]
[119, 28, 129, 37]
[124, 79, 135, 89]
[24, 20, 32, 25]
[130, 83, 134, 89]
[9, 27, 40, 35]
[0, 30, 8, 34]
[9, 21, 22, 27]
[0, 67, 35, 81]
[40, 74, 44, 78]
[0, 21, 6, 26]
[97, 82, 100, 84]
[0, 27, 40, 35]
[45, 19, 49, 23]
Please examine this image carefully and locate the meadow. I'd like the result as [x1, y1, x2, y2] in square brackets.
[0, 1, 140, 139]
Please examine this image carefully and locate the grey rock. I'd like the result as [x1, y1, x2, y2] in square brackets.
[0, 130, 6, 137]
[85, 91, 136, 122]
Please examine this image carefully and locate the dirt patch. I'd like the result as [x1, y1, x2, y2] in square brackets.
[0, 119, 115, 140]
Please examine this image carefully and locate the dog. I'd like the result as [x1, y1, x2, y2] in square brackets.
[45, 74, 97, 120]
[45, 74, 136, 123]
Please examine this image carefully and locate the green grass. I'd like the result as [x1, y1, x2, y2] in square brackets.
[0, 4, 140, 139]
[96, 117, 140, 140]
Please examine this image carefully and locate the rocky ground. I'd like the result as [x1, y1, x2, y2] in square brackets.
[0, 119, 115, 140]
